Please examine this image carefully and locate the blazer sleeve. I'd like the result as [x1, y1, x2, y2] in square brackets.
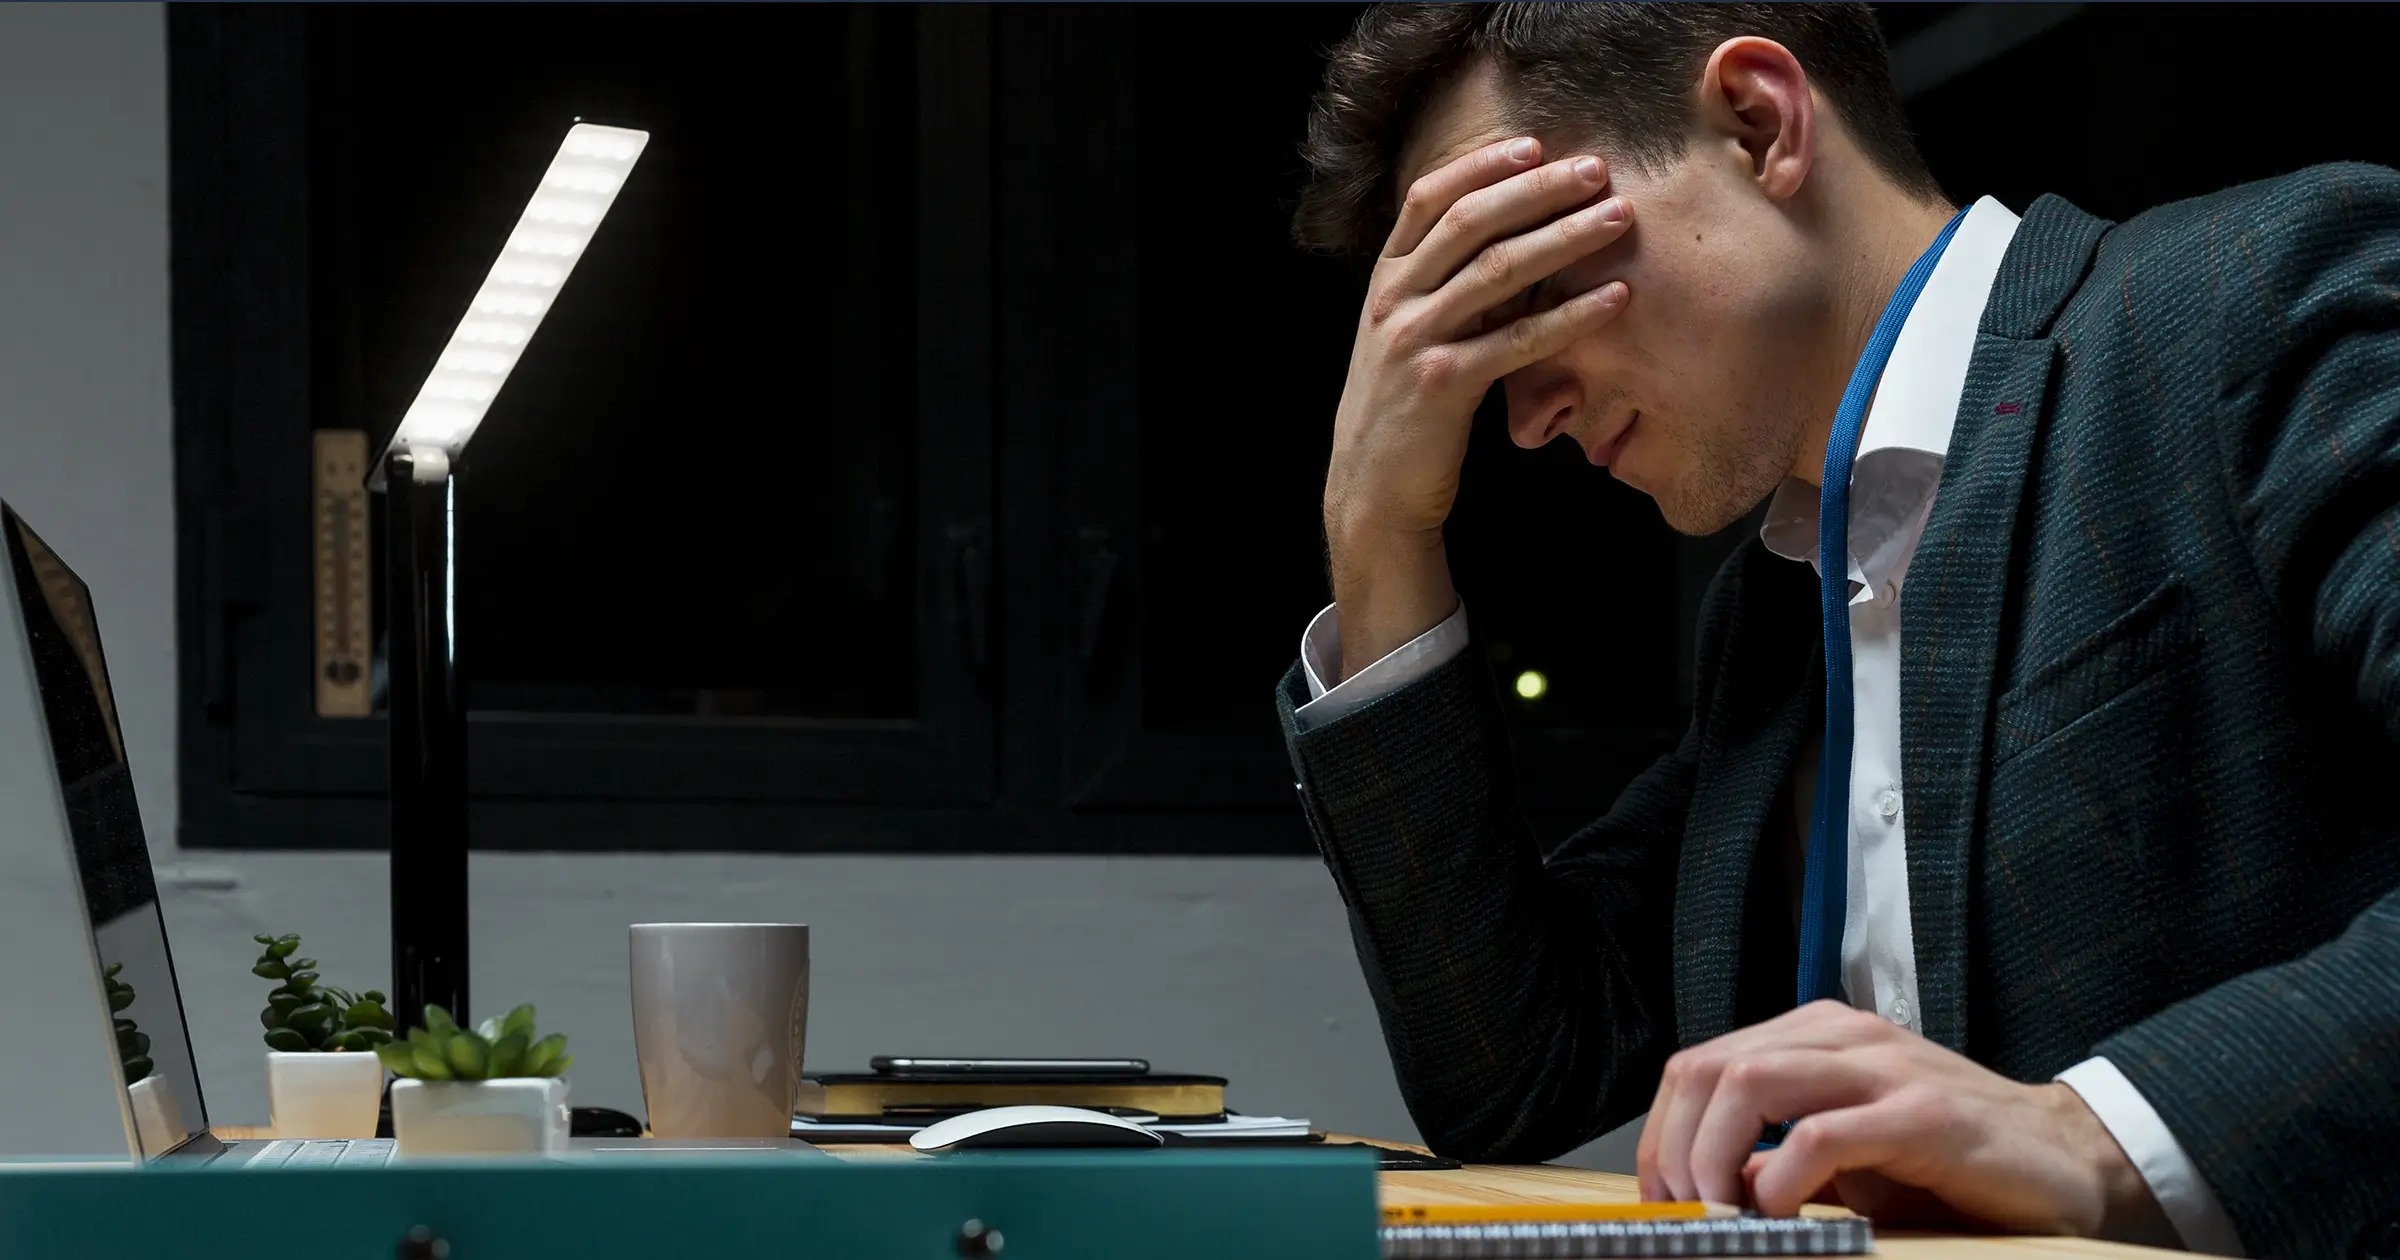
[2094, 162, 2400, 1258]
[1275, 641, 1691, 1161]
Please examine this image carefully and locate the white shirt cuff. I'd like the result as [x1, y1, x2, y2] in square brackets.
[2056, 1056, 2246, 1255]
[1292, 601, 1470, 731]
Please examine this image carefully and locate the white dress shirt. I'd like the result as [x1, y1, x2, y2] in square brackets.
[1292, 197, 2243, 1255]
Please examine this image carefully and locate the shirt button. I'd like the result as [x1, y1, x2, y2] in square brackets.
[1880, 580, 1899, 605]
[1877, 789, 1902, 821]
[1890, 998, 1913, 1026]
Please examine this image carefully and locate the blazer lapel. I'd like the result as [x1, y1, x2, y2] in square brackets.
[1901, 196, 2108, 1053]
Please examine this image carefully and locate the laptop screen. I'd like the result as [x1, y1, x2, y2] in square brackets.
[5, 508, 207, 1157]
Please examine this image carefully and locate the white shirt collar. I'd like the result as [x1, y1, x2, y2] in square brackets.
[1760, 195, 2023, 603]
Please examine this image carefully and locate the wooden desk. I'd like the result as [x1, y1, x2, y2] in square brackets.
[213, 1127, 2176, 1256]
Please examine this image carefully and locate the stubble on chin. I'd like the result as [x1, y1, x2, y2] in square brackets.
[1650, 390, 1815, 537]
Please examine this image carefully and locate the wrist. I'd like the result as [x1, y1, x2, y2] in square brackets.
[1322, 520, 1455, 686]
[2039, 1082, 2178, 1246]
[1324, 485, 1443, 552]
[1325, 511, 1443, 589]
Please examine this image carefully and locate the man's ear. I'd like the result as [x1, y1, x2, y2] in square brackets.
[1697, 37, 1814, 202]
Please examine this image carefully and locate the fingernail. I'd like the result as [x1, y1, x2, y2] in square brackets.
[1575, 157, 1602, 182]
[1599, 281, 1628, 305]
[1599, 197, 1627, 223]
[1509, 138, 1538, 162]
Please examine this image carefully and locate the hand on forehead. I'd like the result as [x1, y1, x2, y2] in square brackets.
[1396, 62, 1548, 203]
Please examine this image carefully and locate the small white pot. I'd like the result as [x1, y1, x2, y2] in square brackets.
[265, 1049, 384, 1139]
[389, 1078, 569, 1158]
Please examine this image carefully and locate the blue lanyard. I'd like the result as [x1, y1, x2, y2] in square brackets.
[1794, 206, 1969, 1008]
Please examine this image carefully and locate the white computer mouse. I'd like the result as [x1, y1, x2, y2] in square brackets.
[908, 1105, 1166, 1153]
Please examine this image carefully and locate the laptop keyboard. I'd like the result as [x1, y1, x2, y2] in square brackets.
[246, 1138, 394, 1169]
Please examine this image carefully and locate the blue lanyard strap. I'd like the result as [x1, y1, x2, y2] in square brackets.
[1794, 205, 1970, 1008]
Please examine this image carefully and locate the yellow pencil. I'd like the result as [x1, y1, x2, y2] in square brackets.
[1381, 1202, 1741, 1226]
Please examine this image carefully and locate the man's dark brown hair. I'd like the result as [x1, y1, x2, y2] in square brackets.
[1293, 3, 1942, 255]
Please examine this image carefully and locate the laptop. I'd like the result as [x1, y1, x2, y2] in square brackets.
[0, 505, 810, 1167]
[0, 506, 382, 1166]
[0, 506, 300, 1164]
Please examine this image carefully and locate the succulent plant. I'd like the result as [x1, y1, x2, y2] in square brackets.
[105, 963, 151, 1084]
[253, 933, 395, 1053]
[375, 1004, 572, 1082]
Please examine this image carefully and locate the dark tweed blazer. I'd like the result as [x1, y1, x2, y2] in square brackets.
[1278, 164, 2400, 1259]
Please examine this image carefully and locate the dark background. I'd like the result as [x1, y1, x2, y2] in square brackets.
[172, 3, 2400, 853]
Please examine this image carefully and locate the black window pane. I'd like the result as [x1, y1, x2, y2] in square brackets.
[1133, 3, 1363, 733]
[310, 4, 918, 720]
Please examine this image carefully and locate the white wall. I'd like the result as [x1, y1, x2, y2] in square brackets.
[0, 2, 1640, 1170]
[0, 1, 177, 842]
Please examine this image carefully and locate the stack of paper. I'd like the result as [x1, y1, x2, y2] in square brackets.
[1154, 1114, 1312, 1138]
[789, 1112, 1313, 1142]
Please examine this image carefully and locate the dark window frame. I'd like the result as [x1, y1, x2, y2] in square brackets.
[171, 4, 1005, 851]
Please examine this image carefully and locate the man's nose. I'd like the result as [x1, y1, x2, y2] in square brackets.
[1504, 373, 1580, 450]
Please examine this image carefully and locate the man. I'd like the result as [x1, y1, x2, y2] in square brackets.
[1274, 5, 2400, 1257]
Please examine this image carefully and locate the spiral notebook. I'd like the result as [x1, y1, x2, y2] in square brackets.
[1379, 1215, 1873, 1257]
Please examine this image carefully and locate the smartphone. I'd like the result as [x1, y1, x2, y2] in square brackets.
[869, 1056, 1150, 1076]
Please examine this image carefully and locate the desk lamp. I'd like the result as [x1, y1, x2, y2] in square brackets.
[369, 122, 649, 1026]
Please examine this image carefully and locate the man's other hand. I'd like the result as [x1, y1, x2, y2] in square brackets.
[1322, 137, 1632, 681]
[1635, 1001, 2179, 1245]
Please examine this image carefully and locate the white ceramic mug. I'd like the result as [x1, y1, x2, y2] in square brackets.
[629, 923, 809, 1139]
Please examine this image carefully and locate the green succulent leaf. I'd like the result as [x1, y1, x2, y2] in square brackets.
[344, 999, 394, 1032]
[444, 1030, 490, 1079]
[476, 1017, 503, 1043]
[108, 987, 134, 1013]
[373, 1041, 418, 1077]
[268, 992, 302, 1016]
[104, 963, 123, 979]
[406, 1025, 438, 1051]
[264, 1027, 308, 1053]
[409, 1043, 455, 1081]
[423, 1005, 459, 1036]
[270, 936, 299, 958]
[364, 990, 387, 1005]
[485, 1032, 528, 1079]
[542, 1053, 574, 1078]
[114, 1018, 136, 1035]
[122, 1056, 153, 1083]
[251, 961, 290, 980]
[253, 934, 274, 945]
[500, 1004, 538, 1042]
[284, 971, 318, 992]
[286, 1003, 336, 1036]
[355, 1027, 394, 1048]
[520, 1033, 568, 1078]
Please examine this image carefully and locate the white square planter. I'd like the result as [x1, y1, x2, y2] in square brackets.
[389, 1078, 569, 1158]
[265, 1050, 384, 1140]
